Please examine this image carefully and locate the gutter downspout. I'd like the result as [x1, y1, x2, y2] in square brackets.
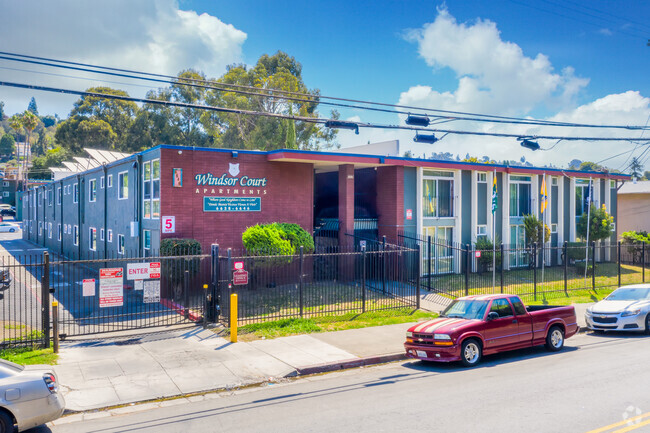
[77, 175, 82, 259]
[136, 155, 143, 256]
[60, 181, 63, 256]
[103, 164, 108, 259]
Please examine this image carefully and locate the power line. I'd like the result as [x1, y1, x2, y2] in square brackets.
[3, 80, 650, 145]
[1, 51, 649, 131]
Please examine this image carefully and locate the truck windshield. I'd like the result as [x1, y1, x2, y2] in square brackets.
[441, 300, 489, 320]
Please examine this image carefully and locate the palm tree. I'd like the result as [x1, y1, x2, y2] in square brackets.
[21, 111, 38, 187]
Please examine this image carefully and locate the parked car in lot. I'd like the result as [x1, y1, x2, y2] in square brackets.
[0, 208, 15, 217]
[0, 223, 19, 233]
[0, 359, 65, 432]
[585, 284, 650, 333]
[404, 294, 579, 367]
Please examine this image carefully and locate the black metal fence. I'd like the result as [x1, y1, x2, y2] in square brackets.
[215, 241, 420, 325]
[399, 232, 649, 305]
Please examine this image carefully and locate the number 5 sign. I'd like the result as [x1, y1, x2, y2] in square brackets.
[162, 216, 175, 234]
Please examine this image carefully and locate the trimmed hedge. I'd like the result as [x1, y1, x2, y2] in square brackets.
[160, 238, 202, 256]
[242, 223, 314, 255]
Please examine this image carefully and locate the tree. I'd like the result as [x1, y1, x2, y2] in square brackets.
[55, 116, 117, 154]
[41, 115, 56, 128]
[568, 159, 582, 170]
[644, 171, 650, 181]
[576, 204, 614, 242]
[579, 161, 603, 172]
[204, 51, 337, 150]
[522, 214, 550, 246]
[27, 97, 38, 116]
[0, 134, 15, 159]
[0, 101, 4, 120]
[8, 114, 24, 165]
[28, 146, 69, 179]
[629, 157, 644, 179]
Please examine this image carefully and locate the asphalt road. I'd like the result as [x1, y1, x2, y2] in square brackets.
[38, 331, 650, 433]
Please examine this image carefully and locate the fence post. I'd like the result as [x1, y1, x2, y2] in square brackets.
[299, 246, 304, 318]
[427, 235, 432, 290]
[533, 243, 537, 302]
[562, 241, 569, 293]
[500, 244, 504, 294]
[617, 241, 622, 287]
[382, 236, 387, 294]
[465, 244, 470, 296]
[361, 246, 367, 313]
[591, 241, 596, 290]
[42, 252, 50, 349]
[641, 241, 645, 283]
[183, 270, 190, 319]
[210, 244, 219, 323]
[416, 244, 421, 310]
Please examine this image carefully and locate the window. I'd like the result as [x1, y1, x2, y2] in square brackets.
[509, 297, 527, 316]
[551, 223, 557, 234]
[575, 180, 592, 218]
[48, 222, 52, 238]
[118, 172, 128, 199]
[509, 176, 531, 217]
[107, 229, 113, 242]
[48, 189, 53, 206]
[107, 174, 113, 188]
[422, 226, 454, 275]
[489, 299, 513, 318]
[100, 228, 105, 241]
[476, 225, 488, 237]
[73, 225, 79, 246]
[89, 179, 97, 202]
[57, 224, 61, 241]
[2, 192, 7, 198]
[143, 229, 151, 250]
[73, 183, 79, 204]
[89, 228, 97, 251]
[143, 159, 160, 219]
[422, 171, 454, 218]
[551, 176, 558, 186]
[101, 176, 105, 189]
[39, 221, 42, 236]
[57, 187, 61, 205]
[118, 234, 125, 254]
[610, 180, 616, 188]
[2, 181, 8, 187]
[477, 172, 487, 183]
[509, 225, 528, 267]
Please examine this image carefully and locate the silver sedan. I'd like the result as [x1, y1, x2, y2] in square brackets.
[0, 359, 65, 432]
[585, 284, 650, 333]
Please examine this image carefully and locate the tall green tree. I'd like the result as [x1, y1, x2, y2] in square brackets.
[27, 97, 39, 116]
[0, 134, 15, 159]
[578, 161, 603, 172]
[55, 116, 117, 154]
[577, 204, 614, 242]
[629, 157, 644, 179]
[8, 114, 24, 164]
[28, 146, 69, 179]
[0, 101, 5, 120]
[204, 51, 337, 150]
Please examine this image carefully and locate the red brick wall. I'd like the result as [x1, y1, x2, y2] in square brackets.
[376, 166, 404, 244]
[160, 148, 314, 253]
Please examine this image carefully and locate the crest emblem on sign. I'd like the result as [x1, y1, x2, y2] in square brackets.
[229, 163, 240, 177]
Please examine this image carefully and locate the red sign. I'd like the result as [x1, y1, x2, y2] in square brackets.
[234, 261, 244, 270]
[100, 268, 123, 279]
[406, 209, 413, 220]
[475, 251, 482, 258]
[233, 270, 248, 285]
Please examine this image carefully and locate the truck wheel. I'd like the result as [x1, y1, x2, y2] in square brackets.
[460, 339, 482, 367]
[545, 326, 564, 352]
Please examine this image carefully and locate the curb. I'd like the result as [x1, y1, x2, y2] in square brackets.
[293, 353, 408, 376]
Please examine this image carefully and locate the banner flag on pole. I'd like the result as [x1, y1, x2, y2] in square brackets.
[491, 171, 498, 214]
[540, 175, 548, 214]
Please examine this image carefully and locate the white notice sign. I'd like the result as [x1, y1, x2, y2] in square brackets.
[143, 280, 160, 304]
[82, 279, 95, 297]
[134, 280, 143, 291]
[99, 268, 124, 308]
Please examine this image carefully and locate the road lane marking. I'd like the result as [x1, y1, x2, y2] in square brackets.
[585, 411, 650, 433]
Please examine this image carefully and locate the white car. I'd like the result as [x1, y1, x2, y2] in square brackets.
[585, 284, 650, 333]
[0, 223, 19, 233]
[0, 359, 65, 432]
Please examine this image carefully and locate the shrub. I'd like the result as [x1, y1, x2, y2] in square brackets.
[242, 223, 314, 255]
[566, 242, 588, 263]
[575, 261, 594, 276]
[522, 214, 550, 246]
[474, 237, 502, 272]
[577, 204, 614, 242]
[620, 230, 649, 263]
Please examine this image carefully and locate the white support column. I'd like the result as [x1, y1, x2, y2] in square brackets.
[604, 179, 612, 261]
[416, 167, 423, 238]
[502, 173, 511, 270]
[593, 178, 601, 262]
[531, 174, 539, 219]
[557, 176, 565, 263]
[545, 173, 552, 264]
[487, 171, 494, 241]
[453, 170, 462, 274]
[471, 172, 478, 245]
[569, 177, 576, 242]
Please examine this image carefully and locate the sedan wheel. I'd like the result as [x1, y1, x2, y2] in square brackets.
[545, 326, 564, 352]
[460, 339, 482, 367]
[645, 314, 650, 335]
[8, 228, 14, 233]
[0, 410, 13, 433]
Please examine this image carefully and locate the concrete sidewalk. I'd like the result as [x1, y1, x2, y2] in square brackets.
[53, 303, 593, 414]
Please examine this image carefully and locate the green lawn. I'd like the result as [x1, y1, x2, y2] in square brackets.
[0, 346, 58, 365]
[220, 308, 438, 341]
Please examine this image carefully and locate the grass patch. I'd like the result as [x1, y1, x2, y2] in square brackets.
[0, 345, 58, 365]
[220, 308, 438, 341]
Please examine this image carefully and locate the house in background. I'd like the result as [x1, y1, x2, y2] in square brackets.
[616, 181, 650, 237]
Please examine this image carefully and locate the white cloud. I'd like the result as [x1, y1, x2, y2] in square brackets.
[339, 9, 648, 169]
[0, 0, 246, 117]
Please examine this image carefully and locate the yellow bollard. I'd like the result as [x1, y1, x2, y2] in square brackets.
[230, 293, 238, 343]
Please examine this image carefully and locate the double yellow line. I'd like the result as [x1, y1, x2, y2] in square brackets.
[585, 411, 650, 433]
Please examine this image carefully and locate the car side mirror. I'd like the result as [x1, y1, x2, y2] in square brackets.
[487, 312, 499, 321]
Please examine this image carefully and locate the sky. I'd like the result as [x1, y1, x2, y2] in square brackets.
[1, 0, 649, 169]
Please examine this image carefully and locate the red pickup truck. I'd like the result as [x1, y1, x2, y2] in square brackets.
[405, 294, 579, 367]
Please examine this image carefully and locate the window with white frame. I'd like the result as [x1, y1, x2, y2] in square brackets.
[509, 175, 532, 217]
[48, 189, 53, 206]
[476, 225, 488, 237]
[48, 222, 52, 238]
[118, 234, 125, 254]
[73, 225, 79, 246]
[2, 181, 8, 187]
[107, 229, 113, 242]
[551, 223, 558, 234]
[89, 228, 97, 251]
[421, 226, 454, 274]
[551, 176, 558, 186]
[73, 183, 79, 203]
[2, 192, 8, 198]
[143, 160, 160, 219]
[100, 228, 105, 241]
[58, 224, 62, 241]
[100, 176, 105, 189]
[575, 179, 592, 218]
[118, 172, 128, 199]
[57, 187, 61, 205]
[143, 229, 151, 251]
[89, 179, 97, 202]
[422, 170, 454, 218]
[477, 172, 487, 183]
[38, 221, 42, 236]
[107, 174, 113, 188]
